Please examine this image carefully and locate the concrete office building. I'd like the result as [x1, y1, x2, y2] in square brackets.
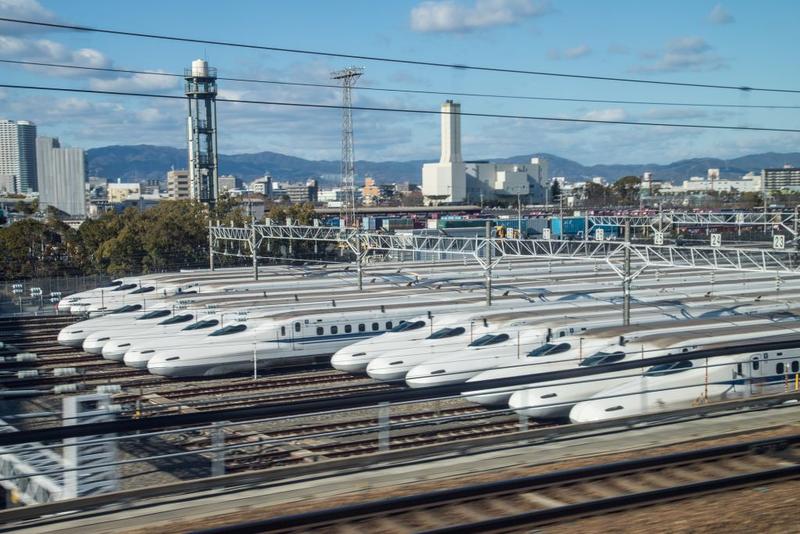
[219, 174, 237, 193]
[167, 169, 191, 200]
[36, 137, 86, 217]
[762, 166, 800, 192]
[286, 179, 318, 203]
[422, 101, 548, 204]
[0, 120, 37, 193]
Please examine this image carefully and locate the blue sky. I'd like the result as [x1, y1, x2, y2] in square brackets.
[0, 0, 797, 166]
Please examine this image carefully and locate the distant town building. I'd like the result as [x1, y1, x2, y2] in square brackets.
[361, 177, 381, 205]
[285, 179, 318, 203]
[0, 120, 37, 193]
[167, 169, 191, 200]
[658, 172, 762, 195]
[219, 174, 237, 193]
[107, 181, 141, 203]
[762, 166, 800, 192]
[422, 101, 547, 204]
[250, 175, 272, 197]
[36, 137, 86, 217]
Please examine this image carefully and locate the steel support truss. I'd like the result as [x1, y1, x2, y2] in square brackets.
[210, 223, 800, 276]
[584, 211, 798, 236]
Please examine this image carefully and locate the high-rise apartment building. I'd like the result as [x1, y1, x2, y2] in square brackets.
[167, 169, 191, 200]
[0, 120, 37, 193]
[36, 137, 86, 217]
[762, 166, 800, 192]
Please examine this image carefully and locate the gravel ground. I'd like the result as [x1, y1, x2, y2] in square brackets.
[124, 423, 800, 533]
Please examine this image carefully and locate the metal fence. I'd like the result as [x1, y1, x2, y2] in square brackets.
[0, 274, 112, 317]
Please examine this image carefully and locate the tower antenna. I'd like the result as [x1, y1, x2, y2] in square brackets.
[331, 66, 364, 228]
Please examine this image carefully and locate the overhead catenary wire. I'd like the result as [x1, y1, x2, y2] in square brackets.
[0, 17, 798, 94]
[1, 82, 799, 133]
[1, 58, 798, 111]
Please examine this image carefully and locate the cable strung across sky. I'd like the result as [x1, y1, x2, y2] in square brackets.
[1, 58, 797, 111]
[0, 82, 798, 133]
[1, 17, 798, 94]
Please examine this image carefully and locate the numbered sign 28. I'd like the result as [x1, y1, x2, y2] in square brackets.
[774, 234, 785, 250]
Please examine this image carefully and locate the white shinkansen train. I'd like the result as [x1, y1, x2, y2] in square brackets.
[462, 309, 800, 407]
[507, 321, 800, 419]
[569, 346, 800, 423]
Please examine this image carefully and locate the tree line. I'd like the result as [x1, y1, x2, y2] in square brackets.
[0, 198, 318, 280]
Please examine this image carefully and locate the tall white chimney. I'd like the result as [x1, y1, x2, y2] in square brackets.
[440, 100, 462, 164]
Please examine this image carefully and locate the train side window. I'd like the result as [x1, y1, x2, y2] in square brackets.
[316, 327, 324, 335]
[294, 322, 301, 333]
[331, 326, 338, 335]
[372, 322, 379, 331]
[793, 361, 799, 373]
[736, 363, 743, 376]
[777, 362, 785, 375]
[559, 331, 565, 337]
[358, 324, 365, 332]
[345, 324, 352, 333]
[386, 321, 393, 329]
[281, 326, 286, 337]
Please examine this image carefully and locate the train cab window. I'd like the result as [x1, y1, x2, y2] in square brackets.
[158, 314, 193, 325]
[527, 343, 571, 358]
[793, 361, 799, 373]
[645, 360, 693, 376]
[182, 319, 218, 331]
[331, 326, 338, 335]
[386, 321, 393, 330]
[372, 322, 379, 331]
[113, 283, 137, 292]
[316, 327, 324, 335]
[468, 333, 510, 347]
[111, 304, 142, 314]
[137, 309, 171, 320]
[427, 327, 466, 340]
[559, 331, 566, 338]
[130, 286, 156, 294]
[753, 359, 760, 370]
[777, 363, 785, 375]
[345, 324, 352, 333]
[294, 322, 301, 333]
[358, 323, 366, 332]
[430, 369, 446, 375]
[580, 351, 626, 367]
[209, 323, 247, 336]
[281, 326, 286, 337]
[390, 320, 425, 332]
[605, 405, 624, 412]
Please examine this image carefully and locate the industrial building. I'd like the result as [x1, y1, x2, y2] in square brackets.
[422, 101, 548, 205]
[0, 119, 37, 193]
[36, 137, 86, 217]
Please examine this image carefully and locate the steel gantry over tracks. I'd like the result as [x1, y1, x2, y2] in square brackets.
[209, 222, 800, 323]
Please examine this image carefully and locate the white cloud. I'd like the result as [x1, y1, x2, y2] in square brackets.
[708, 3, 734, 24]
[548, 44, 591, 60]
[0, 0, 58, 35]
[632, 36, 727, 73]
[0, 35, 111, 76]
[582, 108, 627, 122]
[410, 0, 551, 33]
[90, 72, 178, 92]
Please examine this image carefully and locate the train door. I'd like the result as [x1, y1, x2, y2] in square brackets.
[748, 352, 768, 395]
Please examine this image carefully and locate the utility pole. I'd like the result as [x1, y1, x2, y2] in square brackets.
[485, 221, 492, 306]
[623, 218, 631, 326]
[517, 190, 522, 239]
[208, 220, 215, 271]
[250, 220, 259, 281]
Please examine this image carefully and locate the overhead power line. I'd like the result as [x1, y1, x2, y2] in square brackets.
[1, 58, 798, 111]
[1, 82, 799, 133]
[1, 17, 798, 94]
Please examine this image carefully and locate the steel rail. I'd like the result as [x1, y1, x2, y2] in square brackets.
[195, 433, 800, 533]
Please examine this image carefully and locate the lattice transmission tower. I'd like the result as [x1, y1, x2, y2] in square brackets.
[331, 67, 364, 228]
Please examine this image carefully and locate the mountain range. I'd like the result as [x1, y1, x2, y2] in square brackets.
[86, 145, 800, 185]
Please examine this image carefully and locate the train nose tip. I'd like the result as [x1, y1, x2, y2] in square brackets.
[331, 351, 370, 373]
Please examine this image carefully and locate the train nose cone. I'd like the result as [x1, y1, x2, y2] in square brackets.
[405, 365, 463, 388]
[330, 350, 372, 373]
[366, 358, 409, 381]
[124, 349, 156, 369]
[102, 342, 131, 361]
[57, 328, 85, 348]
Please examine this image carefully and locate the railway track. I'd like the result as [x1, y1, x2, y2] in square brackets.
[199, 433, 800, 533]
